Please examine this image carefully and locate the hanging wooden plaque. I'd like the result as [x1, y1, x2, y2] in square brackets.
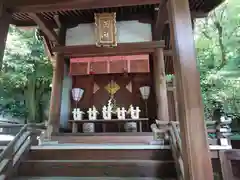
[95, 13, 117, 47]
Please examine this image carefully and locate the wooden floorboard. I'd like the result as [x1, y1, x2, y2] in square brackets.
[51, 137, 154, 144]
[14, 177, 176, 180]
[51, 133, 154, 144]
[53, 132, 153, 136]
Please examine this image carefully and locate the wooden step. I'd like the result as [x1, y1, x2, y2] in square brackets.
[28, 148, 173, 161]
[51, 133, 154, 144]
[14, 177, 176, 180]
[17, 160, 176, 178]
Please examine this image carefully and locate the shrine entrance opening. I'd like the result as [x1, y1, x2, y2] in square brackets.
[68, 53, 171, 133]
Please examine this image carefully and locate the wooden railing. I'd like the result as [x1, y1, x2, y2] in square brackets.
[206, 120, 232, 149]
[151, 120, 184, 180]
[0, 124, 45, 180]
[168, 122, 184, 180]
[151, 119, 233, 180]
[152, 119, 232, 147]
[219, 149, 240, 180]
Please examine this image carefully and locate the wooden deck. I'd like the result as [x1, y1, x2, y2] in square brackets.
[14, 177, 175, 180]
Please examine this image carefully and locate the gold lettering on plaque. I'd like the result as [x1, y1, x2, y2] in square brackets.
[95, 13, 117, 47]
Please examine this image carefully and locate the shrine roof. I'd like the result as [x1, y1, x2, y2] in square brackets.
[6, 0, 224, 27]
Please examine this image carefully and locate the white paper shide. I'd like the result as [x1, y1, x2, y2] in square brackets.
[72, 108, 84, 120]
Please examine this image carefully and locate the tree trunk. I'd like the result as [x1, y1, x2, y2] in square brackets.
[25, 73, 37, 123]
[215, 21, 227, 69]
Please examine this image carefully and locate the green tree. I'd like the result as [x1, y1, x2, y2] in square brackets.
[0, 26, 52, 123]
[195, 0, 240, 121]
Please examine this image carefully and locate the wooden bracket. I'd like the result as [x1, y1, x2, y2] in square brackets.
[154, 0, 169, 40]
[53, 15, 61, 28]
[29, 13, 59, 45]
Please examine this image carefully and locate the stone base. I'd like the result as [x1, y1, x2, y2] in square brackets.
[83, 123, 95, 133]
[124, 122, 137, 132]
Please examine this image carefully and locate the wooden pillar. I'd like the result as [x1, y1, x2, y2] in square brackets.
[0, 5, 11, 69]
[48, 54, 64, 135]
[172, 78, 179, 122]
[167, 0, 213, 180]
[153, 48, 169, 121]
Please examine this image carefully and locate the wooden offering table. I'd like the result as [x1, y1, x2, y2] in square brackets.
[69, 118, 148, 133]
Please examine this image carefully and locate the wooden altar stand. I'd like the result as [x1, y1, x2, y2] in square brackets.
[69, 118, 148, 133]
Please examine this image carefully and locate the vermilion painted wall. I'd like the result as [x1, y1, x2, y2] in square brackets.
[69, 55, 150, 75]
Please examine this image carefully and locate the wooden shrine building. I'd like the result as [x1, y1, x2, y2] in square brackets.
[0, 0, 229, 180]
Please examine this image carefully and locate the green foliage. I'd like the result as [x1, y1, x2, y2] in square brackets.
[0, 26, 52, 122]
[195, 0, 240, 120]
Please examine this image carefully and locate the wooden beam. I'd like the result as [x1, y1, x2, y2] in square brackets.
[0, 3, 3, 16]
[167, 0, 214, 180]
[7, 0, 161, 13]
[63, 12, 153, 29]
[154, 5, 207, 41]
[0, 6, 11, 70]
[42, 35, 55, 66]
[53, 15, 61, 28]
[154, 0, 168, 40]
[42, 35, 53, 58]
[52, 41, 166, 58]
[191, 11, 208, 18]
[29, 13, 59, 44]
[153, 48, 169, 121]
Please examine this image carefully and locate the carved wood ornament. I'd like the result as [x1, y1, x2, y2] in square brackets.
[95, 13, 117, 47]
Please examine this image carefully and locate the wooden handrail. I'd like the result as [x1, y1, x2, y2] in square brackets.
[170, 122, 182, 151]
[168, 122, 184, 180]
[0, 125, 28, 162]
[0, 124, 44, 180]
[155, 120, 226, 126]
